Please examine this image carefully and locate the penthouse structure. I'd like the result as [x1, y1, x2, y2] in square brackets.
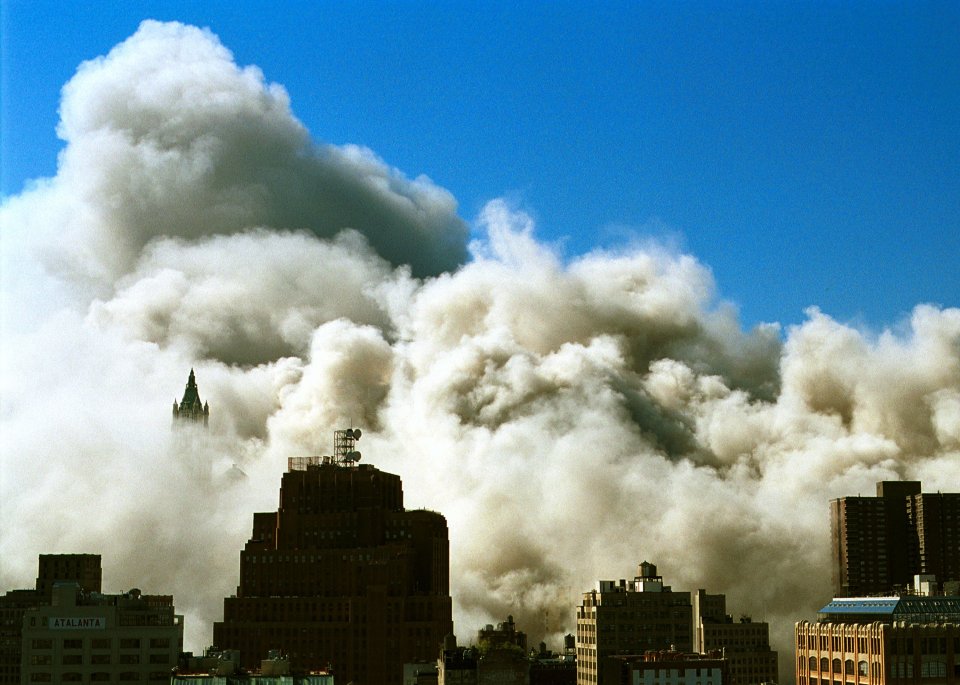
[19, 582, 182, 684]
[831, 481, 959, 597]
[795, 592, 960, 685]
[213, 429, 452, 685]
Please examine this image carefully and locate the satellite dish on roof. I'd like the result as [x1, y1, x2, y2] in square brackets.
[353, 429, 361, 440]
[349, 451, 362, 462]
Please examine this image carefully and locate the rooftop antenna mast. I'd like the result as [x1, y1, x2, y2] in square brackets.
[333, 428, 362, 466]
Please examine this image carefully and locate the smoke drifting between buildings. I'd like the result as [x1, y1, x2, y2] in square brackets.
[1, 20, 958, 677]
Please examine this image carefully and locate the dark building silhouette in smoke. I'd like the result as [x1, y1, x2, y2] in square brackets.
[172, 369, 209, 427]
[213, 428, 452, 684]
[831, 481, 960, 597]
[0, 554, 102, 684]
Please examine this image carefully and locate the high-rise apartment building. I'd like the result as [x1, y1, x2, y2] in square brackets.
[795, 594, 960, 685]
[576, 562, 693, 685]
[831, 481, 959, 596]
[20, 582, 182, 684]
[693, 590, 778, 685]
[213, 429, 453, 685]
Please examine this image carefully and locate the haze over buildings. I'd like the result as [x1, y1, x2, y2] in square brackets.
[1, 17, 959, 680]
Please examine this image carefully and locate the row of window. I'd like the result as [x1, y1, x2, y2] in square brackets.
[30, 637, 170, 649]
[30, 653, 170, 665]
[29, 672, 169, 682]
[804, 656, 876, 676]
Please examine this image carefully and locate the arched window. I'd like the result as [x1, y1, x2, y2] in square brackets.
[858, 660, 868, 676]
[833, 658, 842, 672]
[821, 658, 829, 672]
[845, 659, 854, 674]
[811, 657, 819, 671]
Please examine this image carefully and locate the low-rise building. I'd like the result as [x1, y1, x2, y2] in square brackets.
[795, 591, 960, 685]
[20, 582, 182, 684]
[601, 650, 727, 685]
[693, 590, 777, 685]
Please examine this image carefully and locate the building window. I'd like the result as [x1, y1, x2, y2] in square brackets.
[92, 638, 111, 649]
[62, 674, 82, 682]
[91, 654, 111, 664]
[31, 639, 53, 650]
[120, 638, 141, 649]
[119, 654, 140, 664]
[29, 675, 52, 683]
[149, 653, 169, 664]
[858, 661, 867, 676]
[29, 655, 52, 665]
[91, 673, 110, 681]
[821, 658, 829, 672]
[63, 639, 83, 649]
[62, 654, 83, 665]
[119, 672, 140, 682]
[845, 659, 854, 674]
[149, 637, 170, 648]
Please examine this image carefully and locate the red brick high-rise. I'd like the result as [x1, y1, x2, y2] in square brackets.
[213, 429, 452, 684]
[831, 481, 960, 597]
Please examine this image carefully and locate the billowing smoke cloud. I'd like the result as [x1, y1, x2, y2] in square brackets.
[2, 21, 958, 683]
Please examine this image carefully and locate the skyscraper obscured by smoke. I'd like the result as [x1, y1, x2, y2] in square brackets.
[213, 429, 452, 684]
[830, 481, 960, 597]
[172, 369, 209, 427]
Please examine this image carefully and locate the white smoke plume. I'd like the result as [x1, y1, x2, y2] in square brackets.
[2, 21, 958, 682]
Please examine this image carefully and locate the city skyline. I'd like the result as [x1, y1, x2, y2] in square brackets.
[1, 7, 959, 682]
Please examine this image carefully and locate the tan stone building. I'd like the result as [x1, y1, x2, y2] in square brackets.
[20, 582, 182, 684]
[795, 594, 960, 685]
[576, 562, 693, 685]
[693, 590, 777, 685]
[0, 554, 102, 685]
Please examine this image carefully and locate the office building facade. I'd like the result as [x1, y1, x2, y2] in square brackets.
[576, 562, 693, 685]
[213, 429, 452, 685]
[693, 590, 777, 685]
[795, 595, 960, 685]
[19, 582, 182, 684]
[0, 554, 102, 685]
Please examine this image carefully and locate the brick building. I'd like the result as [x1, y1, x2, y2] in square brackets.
[795, 594, 960, 685]
[213, 429, 452, 685]
[831, 481, 960, 597]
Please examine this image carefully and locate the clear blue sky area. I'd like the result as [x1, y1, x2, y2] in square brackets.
[2, 1, 958, 329]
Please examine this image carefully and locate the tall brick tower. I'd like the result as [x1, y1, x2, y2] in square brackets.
[213, 429, 452, 684]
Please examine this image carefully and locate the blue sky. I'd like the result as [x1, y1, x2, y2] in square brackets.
[2, 1, 958, 329]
